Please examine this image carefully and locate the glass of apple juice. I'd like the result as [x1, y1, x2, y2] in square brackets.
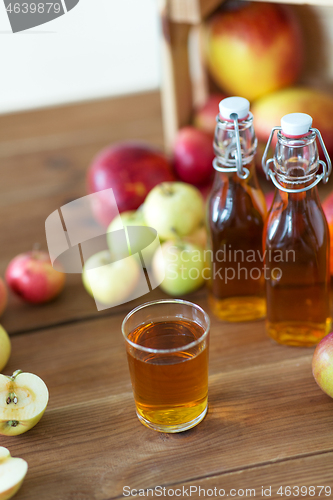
[122, 299, 210, 433]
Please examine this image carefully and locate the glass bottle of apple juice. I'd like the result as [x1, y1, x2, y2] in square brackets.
[207, 97, 267, 322]
[262, 112, 332, 346]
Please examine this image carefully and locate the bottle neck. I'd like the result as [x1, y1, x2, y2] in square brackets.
[213, 113, 257, 174]
[273, 131, 319, 192]
[213, 159, 257, 187]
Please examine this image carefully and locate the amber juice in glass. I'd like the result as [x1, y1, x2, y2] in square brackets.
[264, 127, 331, 346]
[122, 300, 210, 433]
[207, 100, 267, 322]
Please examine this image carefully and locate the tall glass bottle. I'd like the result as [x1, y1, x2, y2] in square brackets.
[207, 97, 267, 322]
[262, 112, 332, 346]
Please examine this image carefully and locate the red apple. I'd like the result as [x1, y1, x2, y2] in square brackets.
[252, 87, 333, 162]
[173, 127, 215, 185]
[193, 93, 227, 135]
[0, 279, 7, 317]
[312, 332, 333, 398]
[203, 2, 303, 101]
[87, 142, 174, 227]
[5, 251, 65, 304]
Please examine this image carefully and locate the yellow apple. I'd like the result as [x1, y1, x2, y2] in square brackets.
[252, 87, 333, 160]
[152, 241, 206, 296]
[143, 182, 204, 240]
[0, 447, 28, 500]
[0, 370, 49, 436]
[82, 250, 141, 306]
[203, 2, 303, 101]
[106, 209, 157, 263]
[0, 327, 10, 373]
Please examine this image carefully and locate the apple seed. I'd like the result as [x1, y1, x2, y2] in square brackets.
[6, 392, 18, 404]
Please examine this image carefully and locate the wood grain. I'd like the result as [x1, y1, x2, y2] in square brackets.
[2, 294, 333, 499]
[0, 91, 165, 334]
[127, 453, 333, 500]
[1, 90, 333, 500]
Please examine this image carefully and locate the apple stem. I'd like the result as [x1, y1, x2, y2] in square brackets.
[11, 370, 22, 381]
[160, 184, 174, 196]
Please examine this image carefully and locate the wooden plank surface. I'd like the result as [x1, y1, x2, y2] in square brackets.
[1, 91, 333, 500]
[0, 92, 165, 334]
[2, 296, 333, 499]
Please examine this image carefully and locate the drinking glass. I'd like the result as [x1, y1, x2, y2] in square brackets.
[122, 299, 210, 433]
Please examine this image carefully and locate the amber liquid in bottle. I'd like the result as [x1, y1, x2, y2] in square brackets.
[208, 161, 267, 322]
[265, 187, 332, 346]
[127, 319, 209, 427]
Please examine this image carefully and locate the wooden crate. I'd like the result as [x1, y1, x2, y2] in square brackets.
[160, 0, 333, 151]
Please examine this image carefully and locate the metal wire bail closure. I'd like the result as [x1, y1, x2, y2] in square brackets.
[261, 126, 332, 193]
[213, 113, 250, 179]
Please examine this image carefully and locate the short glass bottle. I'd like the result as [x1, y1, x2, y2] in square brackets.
[262, 112, 332, 346]
[207, 97, 267, 322]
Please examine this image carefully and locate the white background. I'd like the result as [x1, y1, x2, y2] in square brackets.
[0, 0, 160, 114]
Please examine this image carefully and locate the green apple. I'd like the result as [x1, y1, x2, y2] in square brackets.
[82, 250, 140, 306]
[0, 447, 28, 500]
[0, 370, 49, 436]
[106, 209, 157, 263]
[152, 241, 207, 296]
[143, 182, 204, 240]
[0, 327, 10, 373]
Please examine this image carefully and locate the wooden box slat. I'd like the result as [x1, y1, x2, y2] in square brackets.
[162, 0, 333, 151]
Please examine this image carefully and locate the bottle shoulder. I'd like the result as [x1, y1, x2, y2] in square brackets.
[265, 192, 329, 250]
[208, 182, 266, 232]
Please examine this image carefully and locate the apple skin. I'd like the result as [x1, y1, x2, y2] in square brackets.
[193, 93, 227, 135]
[143, 182, 204, 240]
[252, 87, 333, 161]
[312, 332, 333, 398]
[0, 279, 7, 318]
[0, 326, 11, 373]
[106, 210, 157, 262]
[0, 447, 28, 500]
[322, 192, 333, 276]
[203, 2, 303, 101]
[152, 241, 206, 296]
[82, 250, 140, 306]
[87, 142, 175, 227]
[173, 127, 215, 185]
[5, 251, 65, 304]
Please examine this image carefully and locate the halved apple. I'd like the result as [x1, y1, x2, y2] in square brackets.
[0, 447, 28, 500]
[0, 327, 11, 373]
[0, 370, 49, 436]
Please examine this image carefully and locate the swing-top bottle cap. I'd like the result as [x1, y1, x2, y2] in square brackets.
[281, 113, 313, 137]
[219, 96, 250, 121]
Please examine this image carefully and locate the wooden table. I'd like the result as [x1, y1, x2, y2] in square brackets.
[0, 92, 332, 500]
